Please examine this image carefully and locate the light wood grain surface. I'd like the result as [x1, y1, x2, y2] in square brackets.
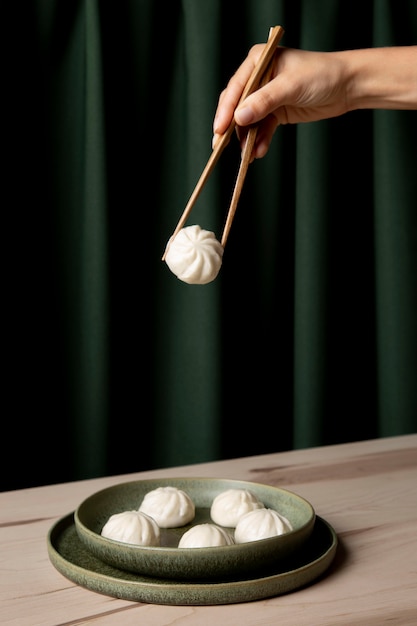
[1, 434, 416, 625]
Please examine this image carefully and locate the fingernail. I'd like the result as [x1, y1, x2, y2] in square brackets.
[235, 107, 253, 125]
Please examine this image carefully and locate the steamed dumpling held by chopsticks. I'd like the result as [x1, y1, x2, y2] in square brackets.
[164, 224, 224, 285]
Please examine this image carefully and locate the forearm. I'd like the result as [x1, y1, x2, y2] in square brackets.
[340, 46, 417, 111]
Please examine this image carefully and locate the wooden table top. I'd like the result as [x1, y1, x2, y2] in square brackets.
[1, 433, 416, 625]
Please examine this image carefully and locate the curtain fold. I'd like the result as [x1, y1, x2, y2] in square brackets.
[372, 1, 417, 436]
[374, 109, 417, 434]
[3, 0, 416, 491]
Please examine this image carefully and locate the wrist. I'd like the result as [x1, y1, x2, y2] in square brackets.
[340, 46, 417, 111]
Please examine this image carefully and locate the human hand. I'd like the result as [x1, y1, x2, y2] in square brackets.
[213, 46, 351, 159]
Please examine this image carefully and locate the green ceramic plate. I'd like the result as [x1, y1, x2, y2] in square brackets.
[74, 477, 315, 580]
[47, 513, 337, 605]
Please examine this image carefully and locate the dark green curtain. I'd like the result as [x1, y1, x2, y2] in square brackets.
[3, 0, 416, 491]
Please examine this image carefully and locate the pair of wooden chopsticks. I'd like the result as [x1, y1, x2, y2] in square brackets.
[162, 25, 285, 260]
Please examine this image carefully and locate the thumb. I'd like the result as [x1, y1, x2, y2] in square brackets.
[235, 82, 281, 127]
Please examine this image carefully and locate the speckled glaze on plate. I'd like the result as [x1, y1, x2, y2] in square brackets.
[47, 513, 337, 606]
[74, 477, 315, 580]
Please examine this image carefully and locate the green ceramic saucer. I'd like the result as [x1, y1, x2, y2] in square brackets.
[47, 513, 337, 605]
[74, 477, 315, 580]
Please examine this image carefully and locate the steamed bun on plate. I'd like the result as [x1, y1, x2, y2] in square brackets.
[101, 510, 160, 546]
[164, 224, 223, 285]
[234, 508, 293, 543]
[138, 485, 195, 528]
[210, 488, 265, 527]
[178, 523, 235, 548]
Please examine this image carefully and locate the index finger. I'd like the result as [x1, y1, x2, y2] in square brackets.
[213, 32, 282, 136]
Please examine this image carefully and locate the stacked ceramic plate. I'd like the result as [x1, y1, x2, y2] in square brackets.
[47, 477, 338, 605]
